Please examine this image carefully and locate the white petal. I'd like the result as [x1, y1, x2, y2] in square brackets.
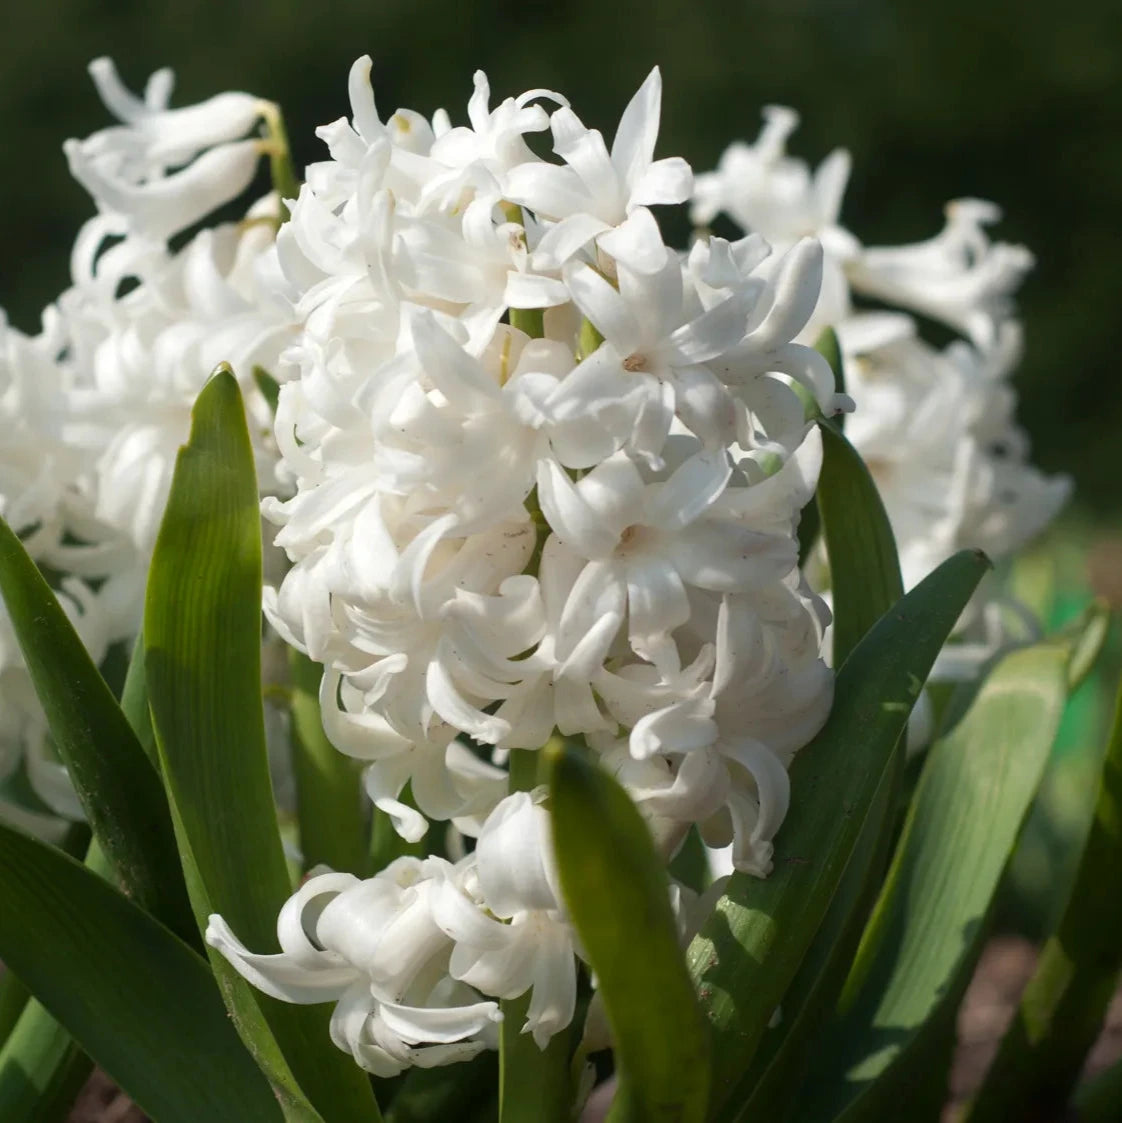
[65, 138, 261, 241]
[562, 262, 642, 354]
[378, 999, 502, 1045]
[646, 450, 732, 531]
[426, 657, 510, 745]
[532, 213, 611, 270]
[611, 67, 661, 186]
[536, 460, 619, 560]
[723, 737, 791, 848]
[628, 156, 694, 209]
[625, 556, 690, 652]
[747, 238, 824, 351]
[206, 915, 359, 1003]
[596, 207, 669, 274]
[475, 792, 562, 918]
[503, 271, 571, 309]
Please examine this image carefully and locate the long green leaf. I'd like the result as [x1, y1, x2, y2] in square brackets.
[120, 629, 157, 764]
[0, 839, 116, 1122]
[0, 635, 167, 1123]
[0, 972, 29, 1050]
[816, 418, 904, 667]
[289, 649, 369, 874]
[145, 368, 380, 1122]
[688, 549, 989, 1117]
[0, 819, 283, 1123]
[964, 660, 1122, 1123]
[0, 997, 89, 1122]
[719, 763, 895, 1122]
[0, 518, 192, 939]
[795, 633, 1080, 1122]
[549, 740, 710, 1123]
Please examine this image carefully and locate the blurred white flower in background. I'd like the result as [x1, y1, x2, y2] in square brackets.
[0, 58, 291, 830]
[693, 106, 1069, 677]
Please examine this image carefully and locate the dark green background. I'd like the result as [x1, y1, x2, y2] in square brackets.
[2, 0, 1118, 509]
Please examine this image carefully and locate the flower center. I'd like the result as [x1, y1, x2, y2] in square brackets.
[616, 523, 648, 554]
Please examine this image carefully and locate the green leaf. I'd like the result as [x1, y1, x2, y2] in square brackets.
[0, 997, 90, 1123]
[0, 819, 283, 1123]
[795, 632, 1080, 1122]
[718, 762, 896, 1122]
[549, 740, 710, 1123]
[816, 418, 904, 667]
[0, 517, 193, 941]
[964, 654, 1122, 1123]
[289, 649, 369, 874]
[0, 972, 29, 1050]
[253, 364, 283, 415]
[120, 629, 157, 764]
[688, 549, 989, 1117]
[145, 368, 380, 1123]
[1060, 597, 1110, 691]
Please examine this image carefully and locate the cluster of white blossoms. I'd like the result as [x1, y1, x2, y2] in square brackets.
[204, 60, 843, 1074]
[0, 57, 1069, 1080]
[0, 60, 292, 828]
[692, 107, 1070, 671]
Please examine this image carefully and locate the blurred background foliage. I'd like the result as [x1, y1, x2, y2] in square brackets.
[1, 0, 1119, 929]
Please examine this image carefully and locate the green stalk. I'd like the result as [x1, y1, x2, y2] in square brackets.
[261, 102, 301, 207]
[964, 672, 1122, 1123]
[510, 307, 544, 338]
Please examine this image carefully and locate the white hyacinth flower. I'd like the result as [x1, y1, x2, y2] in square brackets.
[209, 58, 837, 1075]
[692, 103, 1068, 690]
[64, 57, 271, 243]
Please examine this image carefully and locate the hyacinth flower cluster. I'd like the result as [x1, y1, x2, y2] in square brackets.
[0, 55, 1072, 1089]
[0, 60, 294, 832]
[205, 60, 845, 1073]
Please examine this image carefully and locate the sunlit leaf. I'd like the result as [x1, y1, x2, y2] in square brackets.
[816, 419, 904, 667]
[146, 367, 380, 1122]
[549, 739, 709, 1123]
[965, 649, 1122, 1123]
[795, 630, 1083, 1121]
[689, 549, 988, 1117]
